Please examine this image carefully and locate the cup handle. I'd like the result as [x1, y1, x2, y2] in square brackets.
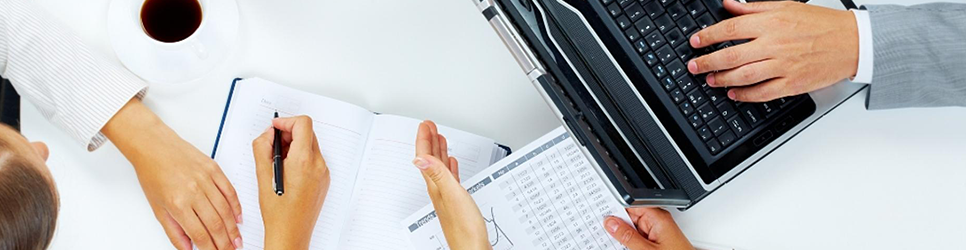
[188, 38, 208, 60]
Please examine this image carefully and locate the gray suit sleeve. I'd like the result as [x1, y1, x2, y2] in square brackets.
[864, 3, 966, 110]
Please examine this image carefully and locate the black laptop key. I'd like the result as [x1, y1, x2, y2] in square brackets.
[633, 40, 649, 54]
[625, 3, 646, 21]
[707, 117, 727, 136]
[676, 75, 697, 93]
[688, 113, 703, 127]
[670, 88, 686, 103]
[617, 0, 634, 8]
[654, 14, 674, 33]
[677, 16, 698, 34]
[716, 101, 737, 118]
[665, 29, 685, 47]
[679, 101, 694, 115]
[695, 13, 715, 29]
[659, 0, 674, 6]
[615, 16, 633, 30]
[643, 1, 665, 18]
[674, 43, 694, 61]
[738, 104, 763, 127]
[757, 102, 776, 117]
[644, 31, 666, 49]
[717, 130, 736, 147]
[706, 87, 727, 104]
[656, 45, 676, 63]
[769, 98, 786, 108]
[607, 2, 623, 17]
[715, 41, 734, 50]
[727, 115, 749, 136]
[635, 18, 656, 35]
[653, 64, 668, 78]
[702, 0, 729, 20]
[625, 28, 642, 41]
[696, 102, 717, 121]
[667, 2, 687, 20]
[686, 0, 707, 16]
[697, 126, 713, 141]
[707, 139, 721, 154]
[661, 77, 676, 91]
[775, 96, 797, 108]
[643, 51, 659, 66]
[667, 60, 686, 78]
[602, 0, 615, 5]
[686, 89, 707, 106]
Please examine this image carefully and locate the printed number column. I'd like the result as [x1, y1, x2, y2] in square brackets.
[530, 149, 576, 250]
[547, 143, 599, 250]
[564, 141, 617, 249]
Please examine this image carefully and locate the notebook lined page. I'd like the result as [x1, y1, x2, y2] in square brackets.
[213, 78, 375, 249]
[337, 114, 499, 249]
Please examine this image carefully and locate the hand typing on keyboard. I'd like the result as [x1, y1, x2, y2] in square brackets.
[604, 207, 693, 250]
[687, 0, 858, 102]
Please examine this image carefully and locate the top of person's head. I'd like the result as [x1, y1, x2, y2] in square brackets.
[0, 124, 58, 250]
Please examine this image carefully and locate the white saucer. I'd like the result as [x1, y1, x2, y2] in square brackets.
[108, 0, 239, 84]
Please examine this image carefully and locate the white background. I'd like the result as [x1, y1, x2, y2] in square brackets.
[19, 0, 966, 249]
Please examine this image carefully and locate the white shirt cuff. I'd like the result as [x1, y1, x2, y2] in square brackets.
[851, 9, 874, 84]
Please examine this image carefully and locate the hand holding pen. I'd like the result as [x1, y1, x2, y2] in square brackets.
[252, 115, 330, 249]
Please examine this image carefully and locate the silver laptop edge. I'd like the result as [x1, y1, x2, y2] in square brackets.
[473, 0, 865, 207]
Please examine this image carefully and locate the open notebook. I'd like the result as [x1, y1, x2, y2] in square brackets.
[211, 78, 510, 249]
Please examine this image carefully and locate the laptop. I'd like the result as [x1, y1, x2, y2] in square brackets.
[472, 0, 864, 209]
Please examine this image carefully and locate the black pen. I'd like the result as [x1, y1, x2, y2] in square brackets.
[273, 111, 284, 196]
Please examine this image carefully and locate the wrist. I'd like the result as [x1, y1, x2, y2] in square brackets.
[102, 99, 178, 163]
[842, 9, 860, 79]
[264, 228, 311, 250]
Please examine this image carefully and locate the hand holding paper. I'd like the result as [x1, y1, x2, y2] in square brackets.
[604, 207, 693, 250]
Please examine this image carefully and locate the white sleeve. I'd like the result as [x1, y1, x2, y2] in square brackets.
[0, 0, 148, 151]
[850, 9, 874, 84]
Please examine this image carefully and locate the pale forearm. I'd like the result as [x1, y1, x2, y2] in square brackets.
[264, 231, 311, 250]
[101, 99, 180, 166]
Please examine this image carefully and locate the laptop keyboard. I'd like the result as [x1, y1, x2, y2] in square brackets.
[601, 0, 802, 155]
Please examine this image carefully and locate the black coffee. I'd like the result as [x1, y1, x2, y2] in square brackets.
[140, 0, 202, 43]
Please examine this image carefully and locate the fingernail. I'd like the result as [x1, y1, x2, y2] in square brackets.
[413, 157, 431, 170]
[606, 218, 619, 233]
[234, 237, 243, 249]
[690, 34, 700, 47]
[236, 214, 243, 224]
[688, 60, 698, 73]
[728, 90, 737, 100]
[707, 73, 716, 86]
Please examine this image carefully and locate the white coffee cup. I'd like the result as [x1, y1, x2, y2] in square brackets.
[137, 0, 209, 59]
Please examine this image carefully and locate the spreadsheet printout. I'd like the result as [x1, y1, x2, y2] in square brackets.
[402, 127, 632, 250]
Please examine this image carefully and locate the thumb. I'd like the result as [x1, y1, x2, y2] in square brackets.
[605, 216, 657, 250]
[724, 0, 794, 15]
[413, 155, 461, 193]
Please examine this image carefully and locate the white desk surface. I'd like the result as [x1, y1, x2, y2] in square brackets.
[21, 0, 965, 249]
